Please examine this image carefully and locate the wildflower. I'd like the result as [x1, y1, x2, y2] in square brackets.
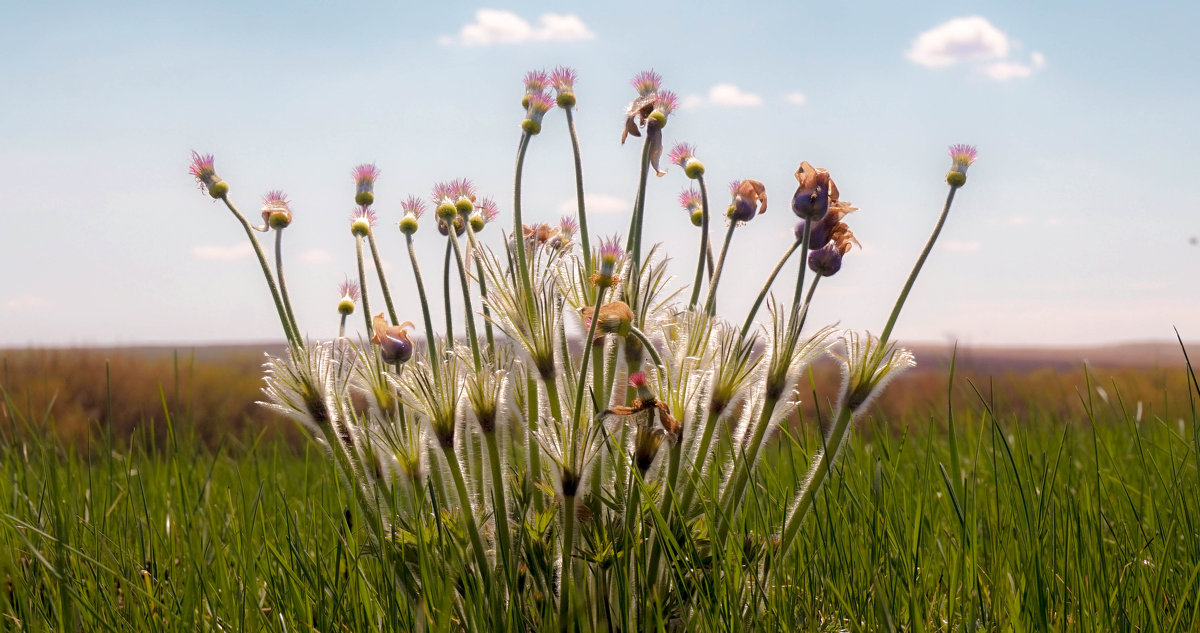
[549, 215, 578, 250]
[680, 188, 703, 227]
[189, 151, 228, 199]
[669, 143, 706, 179]
[807, 215, 859, 277]
[450, 178, 476, 215]
[261, 190, 293, 229]
[352, 163, 380, 207]
[431, 181, 460, 221]
[577, 300, 634, 342]
[550, 66, 578, 108]
[791, 161, 836, 221]
[622, 70, 663, 144]
[337, 279, 360, 316]
[371, 314, 415, 364]
[469, 196, 499, 233]
[946, 144, 977, 188]
[521, 69, 549, 109]
[837, 330, 916, 413]
[522, 222, 558, 247]
[726, 179, 768, 223]
[796, 194, 858, 248]
[350, 206, 376, 237]
[599, 372, 681, 473]
[593, 235, 624, 287]
[437, 215, 466, 236]
[398, 195, 425, 235]
[522, 93, 554, 136]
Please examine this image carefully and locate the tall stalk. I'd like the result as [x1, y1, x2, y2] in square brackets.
[703, 223, 738, 316]
[688, 176, 712, 310]
[447, 230, 482, 372]
[740, 238, 800, 339]
[879, 187, 958, 344]
[625, 136, 654, 277]
[354, 235, 373, 337]
[405, 234, 440, 381]
[442, 240, 455, 345]
[221, 197, 299, 346]
[366, 230, 398, 325]
[274, 228, 301, 342]
[564, 107, 593, 272]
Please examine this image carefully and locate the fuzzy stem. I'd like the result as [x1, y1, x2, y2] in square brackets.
[512, 132, 537, 318]
[338, 314, 348, 339]
[740, 238, 801, 339]
[483, 431, 514, 589]
[564, 107, 592, 272]
[221, 197, 299, 347]
[778, 406, 854, 554]
[558, 492, 578, 631]
[448, 230, 482, 372]
[795, 275, 822, 334]
[355, 235, 373, 338]
[625, 326, 664, 375]
[526, 377, 544, 511]
[442, 240, 455, 346]
[461, 212, 495, 354]
[879, 186, 958, 344]
[571, 289, 609, 434]
[405, 234, 441, 381]
[790, 219, 813, 320]
[703, 223, 738, 316]
[687, 176, 713, 310]
[366, 230, 399, 325]
[442, 445, 492, 585]
[676, 409, 723, 514]
[274, 229, 302, 342]
[716, 395, 780, 544]
[625, 135, 654, 277]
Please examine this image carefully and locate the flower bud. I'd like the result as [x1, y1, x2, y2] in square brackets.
[398, 215, 419, 235]
[208, 181, 229, 199]
[352, 164, 380, 207]
[350, 206, 376, 237]
[189, 151, 228, 199]
[261, 190, 293, 230]
[946, 144, 977, 188]
[791, 161, 833, 221]
[337, 279, 360, 316]
[578, 301, 634, 341]
[690, 209, 704, 227]
[371, 314, 414, 364]
[808, 243, 843, 277]
[726, 179, 767, 223]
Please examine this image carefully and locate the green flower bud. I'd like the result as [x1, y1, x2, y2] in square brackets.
[455, 197, 473, 215]
[208, 180, 229, 199]
[946, 171, 966, 188]
[556, 92, 576, 108]
[648, 111, 667, 128]
[436, 202, 457, 221]
[355, 191, 374, 206]
[690, 209, 704, 227]
[351, 217, 371, 237]
[469, 214, 485, 232]
[337, 297, 355, 316]
[268, 211, 292, 229]
[398, 215, 419, 235]
[684, 159, 705, 179]
[521, 119, 542, 135]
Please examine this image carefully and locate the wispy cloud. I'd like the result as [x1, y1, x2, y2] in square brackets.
[782, 92, 807, 106]
[192, 243, 252, 261]
[681, 83, 763, 108]
[4, 295, 50, 311]
[438, 10, 595, 47]
[557, 194, 627, 214]
[907, 16, 1044, 81]
[299, 248, 332, 264]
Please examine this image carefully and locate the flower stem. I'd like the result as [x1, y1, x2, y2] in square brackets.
[716, 395, 779, 545]
[221, 197, 299, 347]
[571, 289, 608, 434]
[461, 213, 495, 355]
[778, 406, 853, 555]
[483, 431, 514, 589]
[354, 235, 373, 337]
[526, 376, 543, 511]
[274, 228, 302, 342]
[442, 445, 492, 585]
[879, 186, 958, 345]
[625, 326, 664, 375]
[448, 231, 482, 372]
[676, 409, 722, 514]
[512, 132, 537, 318]
[405, 234, 440, 381]
[740, 238, 801, 339]
[625, 135, 654, 276]
[558, 492, 578, 631]
[366, 230, 398, 325]
[442, 240, 455, 346]
[790, 219, 813, 320]
[564, 107, 592, 272]
[703, 223, 739, 316]
[688, 176, 712, 310]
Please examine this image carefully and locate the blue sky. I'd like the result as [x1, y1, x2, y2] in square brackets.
[0, 1, 1197, 347]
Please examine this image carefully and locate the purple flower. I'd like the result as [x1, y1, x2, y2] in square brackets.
[371, 314, 414, 364]
[725, 180, 767, 223]
[352, 163, 380, 206]
[807, 243, 843, 277]
[791, 161, 834, 221]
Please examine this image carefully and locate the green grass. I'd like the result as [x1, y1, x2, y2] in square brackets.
[2, 362, 1198, 631]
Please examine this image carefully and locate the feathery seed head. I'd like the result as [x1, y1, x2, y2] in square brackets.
[522, 92, 554, 135]
[261, 190, 293, 229]
[336, 279, 359, 315]
[189, 151, 227, 198]
[947, 144, 978, 187]
[352, 163, 380, 206]
[838, 331, 916, 414]
[350, 206, 376, 236]
[631, 70, 662, 97]
[550, 66, 578, 107]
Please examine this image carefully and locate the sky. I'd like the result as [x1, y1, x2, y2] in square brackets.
[0, 1, 1197, 348]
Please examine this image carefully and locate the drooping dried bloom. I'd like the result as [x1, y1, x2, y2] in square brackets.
[623, 70, 666, 144]
[808, 243, 844, 276]
[550, 66, 578, 108]
[680, 187, 704, 227]
[669, 142, 706, 179]
[337, 279, 360, 316]
[352, 164, 380, 206]
[522, 222, 559, 246]
[522, 93, 554, 135]
[189, 151, 228, 199]
[799, 196, 859, 250]
[371, 313, 415, 364]
[261, 190, 293, 229]
[791, 161, 836, 221]
[946, 144, 978, 187]
[599, 371, 681, 472]
[726, 179, 767, 223]
[350, 206, 377, 237]
[578, 300, 634, 341]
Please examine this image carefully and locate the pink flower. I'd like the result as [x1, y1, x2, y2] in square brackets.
[631, 70, 662, 97]
[678, 188, 701, 212]
[188, 151, 227, 198]
[401, 195, 427, 219]
[948, 144, 978, 174]
[352, 163, 380, 206]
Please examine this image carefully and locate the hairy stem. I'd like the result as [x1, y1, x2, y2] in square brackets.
[880, 186, 958, 344]
[688, 176, 712, 310]
[355, 235, 373, 337]
[405, 234, 440, 381]
[740, 238, 801, 339]
[564, 107, 592, 272]
[274, 228, 301, 342]
[703, 223, 739, 316]
[366, 230, 398, 325]
[221, 197, 299, 346]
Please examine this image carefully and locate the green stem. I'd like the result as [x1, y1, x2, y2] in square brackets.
[405, 234, 441, 381]
[355, 235, 373, 338]
[526, 377, 544, 511]
[740, 238, 801, 339]
[571, 289, 608, 434]
[688, 176, 712, 310]
[448, 230, 482, 372]
[564, 107, 592, 272]
[795, 275, 822, 334]
[338, 314, 347, 339]
[461, 212, 495, 355]
[484, 431, 514, 589]
[879, 186, 958, 344]
[512, 132, 537, 319]
[442, 445, 492, 584]
[558, 493, 578, 631]
[703, 223, 738, 316]
[274, 229, 302, 342]
[221, 197, 299, 347]
[625, 135, 654, 277]
[716, 395, 779, 544]
[626, 326, 664, 375]
[442, 239, 455, 346]
[676, 409, 723, 515]
[791, 219, 813, 320]
[366, 230, 399, 325]
[778, 406, 854, 554]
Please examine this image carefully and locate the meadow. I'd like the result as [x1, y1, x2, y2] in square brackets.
[2, 345, 1198, 631]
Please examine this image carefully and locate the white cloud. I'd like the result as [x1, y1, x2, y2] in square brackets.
[907, 17, 1045, 81]
[192, 243, 252, 261]
[557, 194, 627, 214]
[906, 16, 1009, 67]
[439, 10, 595, 47]
[680, 83, 763, 109]
[783, 92, 807, 106]
[943, 240, 982, 252]
[299, 248, 332, 264]
[4, 295, 50, 310]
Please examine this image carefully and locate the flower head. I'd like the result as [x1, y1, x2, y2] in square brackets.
[726, 179, 768, 223]
[791, 161, 835, 221]
[550, 66, 578, 107]
[397, 195, 425, 235]
[522, 69, 549, 107]
[838, 331, 916, 413]
[631, 70, 662, 97]
[477, 197, 499, 224]
[352, 163, 380, 206]
[578, 300, 634, 341]
[430, 180, 463, 219]
[669, 142, 705, 179]
[947, 144, 978, 187]
[350, 206, 376, 237]
[595, 234, 624, 284]
[559, 215, 578, 239]
[799, 197, 858, 249]
[260, 190, 293, 229]
[337, 279, 360, 315]
[808, 242, 844, 276]
[371, 314, 415, 364]
[522, 92, 555, 135]
[189, 151, 227, 198]
[679, 187, 703, 227]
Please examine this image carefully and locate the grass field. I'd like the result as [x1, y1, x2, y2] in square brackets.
[2, 347, 1198, 631]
